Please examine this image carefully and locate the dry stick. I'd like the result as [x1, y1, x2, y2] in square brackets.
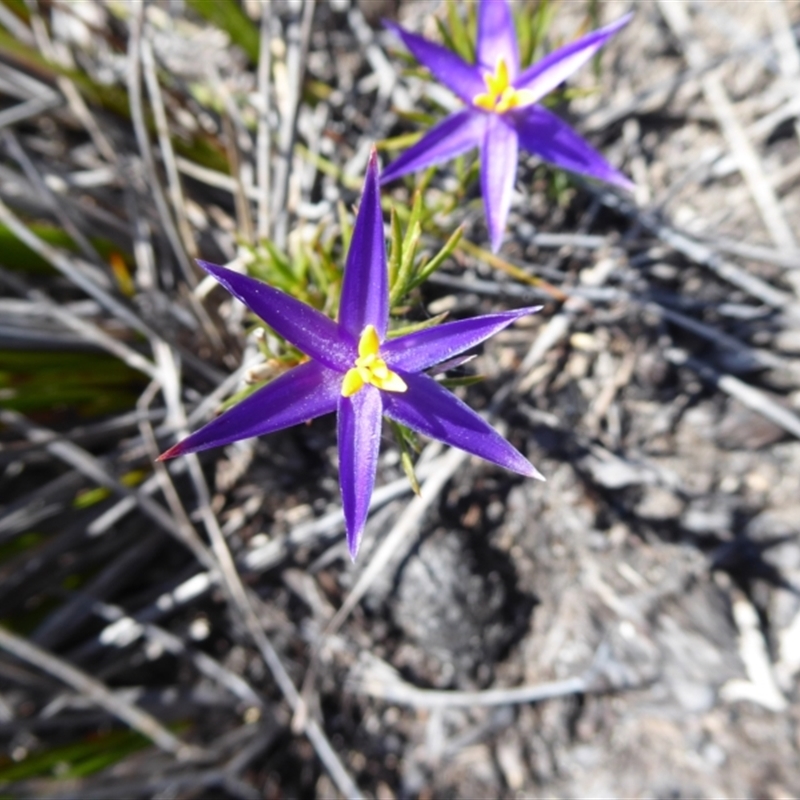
[720, 588, 787, 712]
[140, 34, 197, 260]
[348, 2, 411, 108]
[176, 156, 262, 201]
[0, 0, 33, 44]
[67, 571, 215, 664]
[94, 602, 264, 711]
[0, 409, 217, 573]
[271, 0, 315, 249]
[700, 235, 800, 271]
[121, 165, 227, 383]
[584, 30, 779, 134]
[0, 625, 198, 758]
[456, 238, 568, 302]
[218, 91, 256, 245]
[596, 189, 796, 313]
[0, 94, 62, 129]
[55, 769, 262, 800]
[24, 1, 117, 163]
[0, 266, 159, 380]
[709, 94, 800, 183]
[643, 301, 791, 374]
[138, 380, 222, 574]
[517, 297, 586, 392]
[350, 656, 588, 709]
[665, 348, 800, 441]
[257, 0, 272, 240]
[765, 0, 800, 149]
[126, 5, 196, 288]
[30, 533, 164, 650]
[78, 447, 437, 653]
[0, 197, 160, 340]
[2, 130, 108, 269]
[0, 472, 83, 539]
[658, 0, 797, 254]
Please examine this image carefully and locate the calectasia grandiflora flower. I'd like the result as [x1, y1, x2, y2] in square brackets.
[159, 151, 543, 560]
[382, 1, 634, 251]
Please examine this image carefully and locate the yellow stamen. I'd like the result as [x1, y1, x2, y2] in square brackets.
[341, 325, 408, 398]
[473, 57, 537, 114]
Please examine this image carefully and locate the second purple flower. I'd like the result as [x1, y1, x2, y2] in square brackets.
[382, 1, 634, 252]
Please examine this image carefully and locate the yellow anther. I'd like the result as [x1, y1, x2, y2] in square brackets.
[473, 57, 537, 114]
[486, 57, 510, 97]
[358, 324, 380, 359]
[341, 325, 408, 398]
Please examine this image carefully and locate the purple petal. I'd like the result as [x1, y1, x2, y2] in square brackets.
[158, 361, 341, 460]
[383, 372, 543, 479]
[384, 19, 485, 104]
[339, 150, 389, 340]
[514, 14, 632, 103]
[383, 307, 541, 373]
[477, 0, 519, 76]
[338, 385, 383, 560]
[512, 105, 634, 190]
[381, 109, 486, 185]
[480, 115, 518, 252]
[197, 260, 354, 371]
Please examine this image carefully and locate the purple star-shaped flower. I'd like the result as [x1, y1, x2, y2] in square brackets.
[160, 151, 543, 559]
[382, 1, 634, 251]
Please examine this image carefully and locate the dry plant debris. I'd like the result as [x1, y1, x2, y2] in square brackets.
[1, 1, 800, 797]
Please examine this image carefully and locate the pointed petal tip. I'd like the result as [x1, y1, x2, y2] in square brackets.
[601, 169, 636, 194]
[616, 174, 637, 193]
[156, 443, 182, 462]
[615, 11, 635, 28]
[500, 304, 544, 319]
[367, 146, 380, 175]
[347, 534, 361, 562]
[196, 258, 237, 283]
[196, 258, 220, 275]
[528, 464, 546, 482]
[511, 453, 545, 481]
[346, 517, 365, 561]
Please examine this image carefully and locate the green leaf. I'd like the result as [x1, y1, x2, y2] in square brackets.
[386, 311, 449, 340]
[217, 380, 263, 412]
[388, 207, 403, 288]
[389, 420, 421, 496]
[0, 729, 151, 781]
[445, 2, 474, 62]
[1, 0, 30, 23]
[389, 219, 421, 307]
[186, 0, 259, 63]
[438, 374, 486, 388]
[0, 351, 144, 416]
[337, 200, 353, 255]
[408, 225, 463, 291]
[375, 131, 424, 152]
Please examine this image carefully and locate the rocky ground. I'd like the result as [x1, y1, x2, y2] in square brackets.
[1, 1, 800, 797]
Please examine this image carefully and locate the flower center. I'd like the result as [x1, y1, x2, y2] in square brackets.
[341, 325, 408, 397]
[473, 58, 536, 114]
